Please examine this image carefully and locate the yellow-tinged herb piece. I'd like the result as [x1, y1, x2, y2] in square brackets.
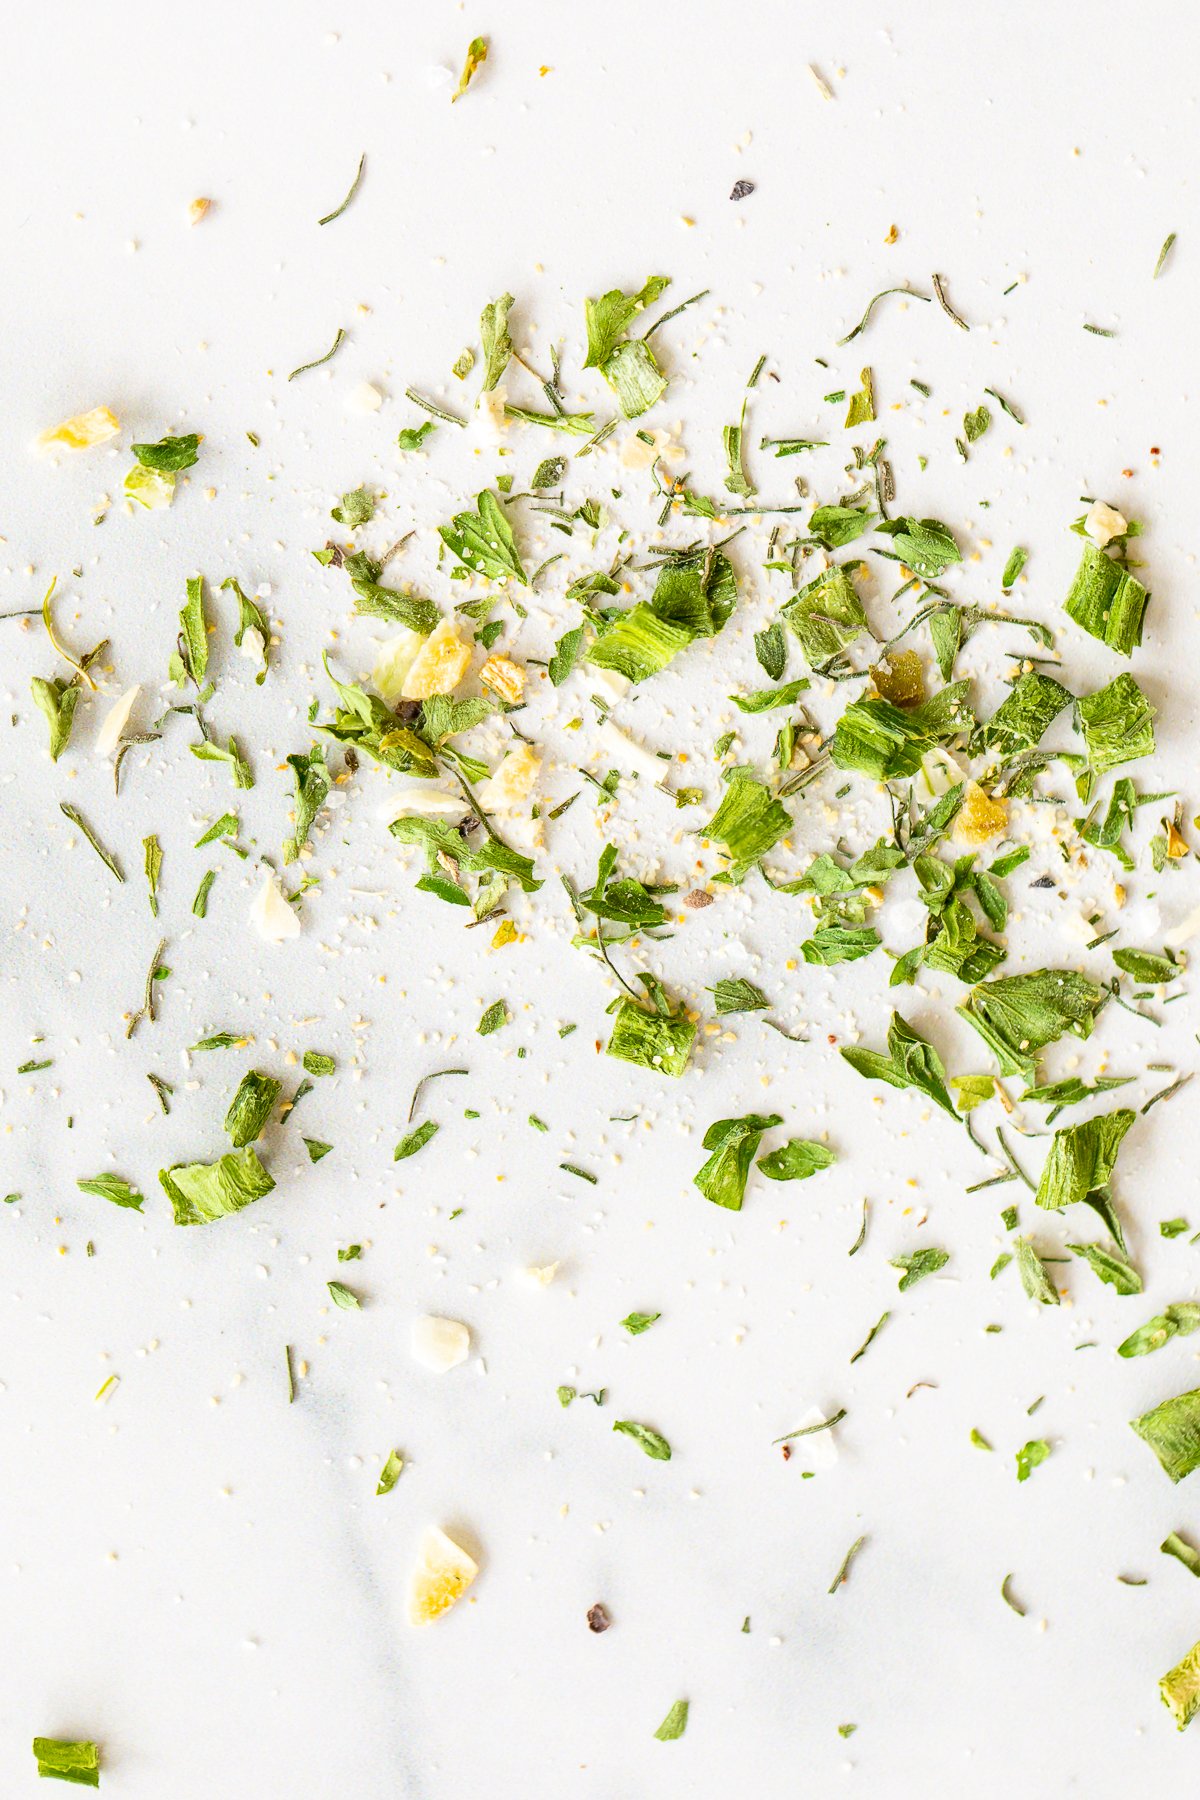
[869, 649, 925, 708]
[407, 1525, 478, 1624]
[377, 1449, 405, 1495]
[1160, 1635, 1200, 1730]
[955, 781, 1008, 846]
[451, 36, 488, 102]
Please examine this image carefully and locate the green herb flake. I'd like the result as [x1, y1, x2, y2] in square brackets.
[1131, 1388, 1200, 1483]
[396, 420, 437, 453]
[1034, 1108, 1134, 1212]
[1162, 1531, 1200, 1577]
[1015, 1438, 1050, 1482]
[224, 1070, 281, 1148]
[394, 1120, 440, 1162]
[192, 869, 216, 917]
[757, 1139, 836, 1182]
[890, 1247, 949, 1291]
[1120, 1304, 1200, 1361]
[376, 1449, 405, 1496]
[477, 999, 509, 1036]
[1078, 673, 1155, 774]
[159, 1147, 274, 1227]
[1064, 541, 1149, 656]
[1161, 1636, 1200, 1730]
[327, 1280, 362, 1311]
[1066, 1239, 1141, 1295]
[620, 1311, 661, 1335]
[451, 34, 488, 102]
[31, 1738, 101, 1787]
[708, 978, 768, 1015]
[654, 1699, 689, 1742]
[694, 1112, 782, 1211]
[842, 1012, 957, 1116]
[613, 1419, 671, 1461]
[76, 1174, 143, 1211]
[1001, 546, 1027, 591]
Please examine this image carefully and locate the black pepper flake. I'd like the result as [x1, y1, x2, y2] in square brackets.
[1030, 874, 1055, 889]
[730, 179, 756, 202]
[587, 1603, 611, 1633]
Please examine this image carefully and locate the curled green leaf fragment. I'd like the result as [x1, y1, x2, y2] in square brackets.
[1015, 1438, 1050, 1482]
[159, 1147, 274, 1227]
[694, 1112, 782, 1211]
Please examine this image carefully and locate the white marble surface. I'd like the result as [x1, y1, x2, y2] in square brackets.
[2, 2, 1200, 1794]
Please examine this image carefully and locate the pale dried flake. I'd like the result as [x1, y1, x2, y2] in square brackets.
[377, 785, 467, 826]
[479, 653, 526, 704]
[521, 1261, 559, 1288]
[407, 1524, 478, 1626]
[477, 741, 541, 812]
[474, 384, 509, 442]
[1083, 500, 1127, 547]
[619, 427, 686, 472]
[682, 889, 714, 910]
[94, 684, 140, 756]
[411, 1314, 470, 1371]
[588, 665, 632, 707]
[346, 381, 384, 414]
[238, 627, 266, 665]
[401, 619, 471, 700]
[249, 874, 301, 943]
[596, 720, 668, 786]
[36, 406, 120, 454]
[808, 63, 834, 99]
[919, 744, 967, 797]
[187, 196, 212, 225]
[371, 629, 425, 705]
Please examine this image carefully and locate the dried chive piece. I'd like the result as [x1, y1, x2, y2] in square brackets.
[932, 272, 970, 330]
[317, 152, 365, 226]
[59, 803, 124, 882]
[1154, 231, 1177, 278]
[828, 1535, 867, 1593]
[287, 327, 346, 381]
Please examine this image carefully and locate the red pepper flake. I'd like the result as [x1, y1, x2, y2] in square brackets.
[587, 1603, 611, 1633]
[781, 1443, 793, 1461]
